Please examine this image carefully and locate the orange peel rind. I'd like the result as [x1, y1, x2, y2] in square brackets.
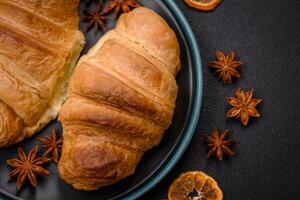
[185, 0, 222, 11]
[168, 171, 223, 200]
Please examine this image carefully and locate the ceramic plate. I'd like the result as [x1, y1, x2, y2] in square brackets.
[0, 0, 202, 199]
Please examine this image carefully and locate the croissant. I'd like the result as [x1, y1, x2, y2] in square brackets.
[0, 0, 85, 147]
[58, 7, 181, 190]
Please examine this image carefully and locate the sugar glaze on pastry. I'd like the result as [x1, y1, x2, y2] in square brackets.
[0, 0, 85, 147]
[58, 7, 180, 190]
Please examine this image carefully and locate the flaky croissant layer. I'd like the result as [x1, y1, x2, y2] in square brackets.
[0, 0, 85, 147]
[58, 7, 181, 190]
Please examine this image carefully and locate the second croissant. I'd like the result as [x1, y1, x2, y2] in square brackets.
[58, 7, 181, 190]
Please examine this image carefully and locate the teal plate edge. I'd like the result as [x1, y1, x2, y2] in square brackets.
[120, 0, 203, 199]
[0, 1, 202, 200]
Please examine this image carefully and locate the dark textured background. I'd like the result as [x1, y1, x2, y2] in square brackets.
[143, 0, 300, 199]
[0, 1, 299, 200]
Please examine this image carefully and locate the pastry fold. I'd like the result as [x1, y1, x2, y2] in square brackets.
[58, 7, 180, 190]
[0, 0, 85, 147]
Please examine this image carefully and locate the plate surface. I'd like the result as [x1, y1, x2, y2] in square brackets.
[0, 0, 202, 199]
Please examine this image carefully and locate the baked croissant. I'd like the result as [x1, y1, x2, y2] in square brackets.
[0, 0, 85, 147]
[58, 7, 181, 190]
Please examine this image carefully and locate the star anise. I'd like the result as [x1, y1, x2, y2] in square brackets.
[6, 147, 50, 190]
[227, 88, 262, 126]
[205, 129, 235, 161]
[208, 51, 243, 84]
[84, 0, 108, 33]
[38, 127, 63, 163]
[103, 0, 141, 18]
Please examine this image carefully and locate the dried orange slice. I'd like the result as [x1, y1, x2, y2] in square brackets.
[185, 0, 222, 11]
[168, 171, 223, 200]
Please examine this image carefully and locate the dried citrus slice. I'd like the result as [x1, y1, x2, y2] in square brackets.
[185, 0, 222, 11]
[168, 171, 223, 200]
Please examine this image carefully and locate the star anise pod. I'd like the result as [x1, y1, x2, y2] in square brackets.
[208, 51, 243, 84]
[103, 0, 141, 18]
[84, 0, 108, 33]
[38, 127, 63, 163]
[227, 88, 262, 126]
[205, 129, 235, 161]
[6, 147, 50, 190]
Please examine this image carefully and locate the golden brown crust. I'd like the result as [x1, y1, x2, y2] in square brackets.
[116, 7, 181, 76]
[0, 59, 48, 126]
[7, 0, 80, 30]
[60, 95, 165, 146]
[68, 62, 173, 127]
[58, 130, 143, 190]
[0, 100, 23, 147]
[58, 7, 180, 190]
[0, 0, 85, 147]
[89, 39, 178, 104]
